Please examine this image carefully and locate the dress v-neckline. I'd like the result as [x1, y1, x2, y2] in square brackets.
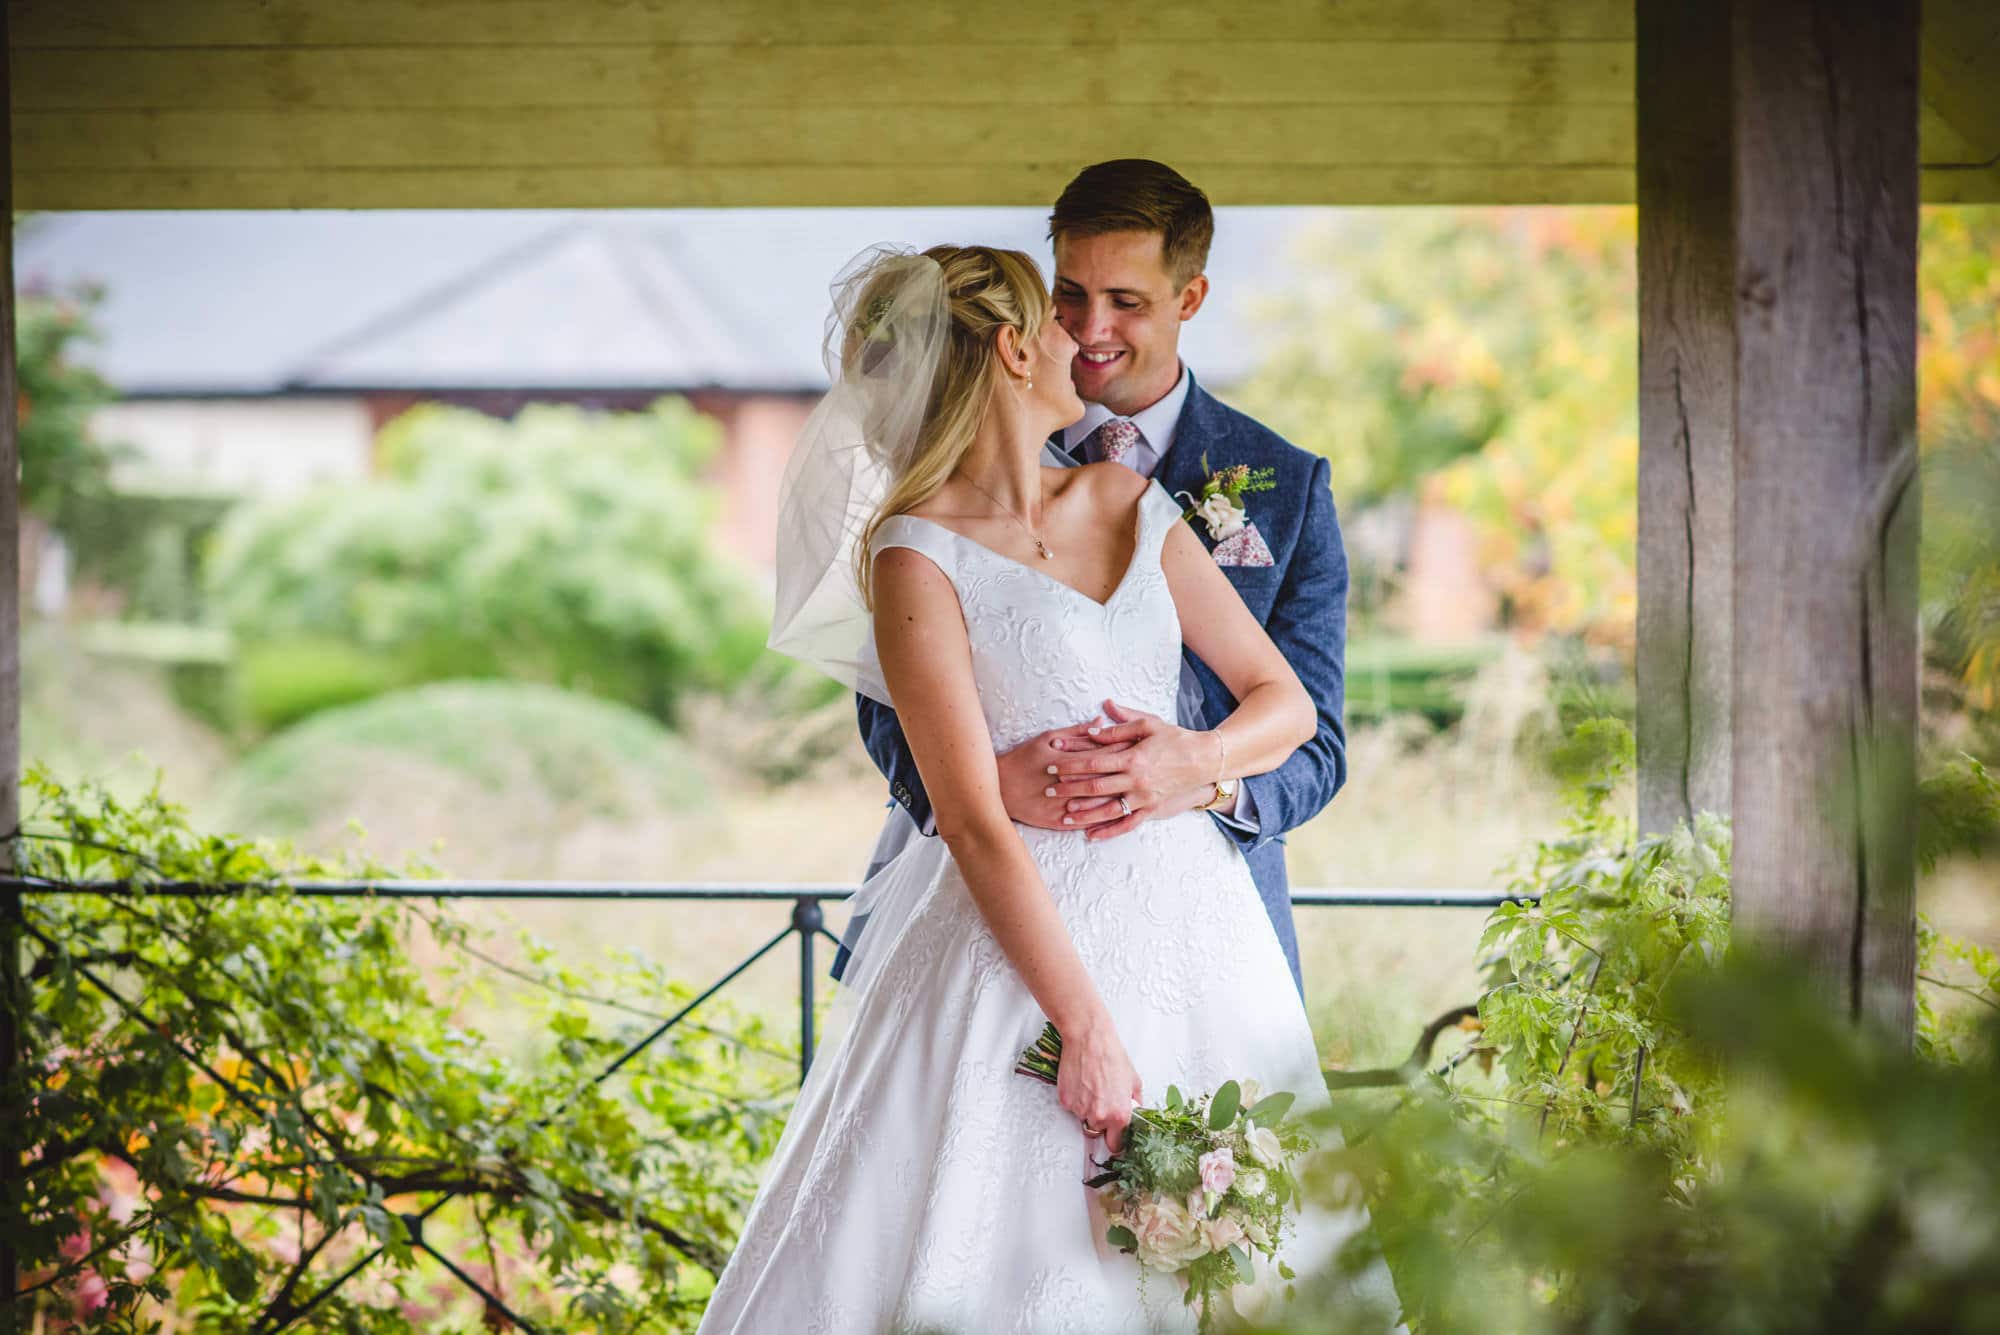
[897, 500, 1148, 611]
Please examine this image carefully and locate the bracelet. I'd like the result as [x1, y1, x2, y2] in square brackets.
[1213, 730, 1230, 787]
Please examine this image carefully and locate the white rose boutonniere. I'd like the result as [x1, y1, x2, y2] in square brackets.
[1178, 453, 1278, 542]
[1194, 491, 1246, 540]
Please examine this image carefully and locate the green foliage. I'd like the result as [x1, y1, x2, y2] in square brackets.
[1342, 636, 1502, 727]
[1280, 958, 2000, 1335]
[4, 767, 791, 1331]
[14, 283, 125, 529]
[1921, 428, 2000, 729]
[210, 680, 705, 837]
[204, 400, 770, 726]
[63, 486, 239, 625]
[1269, 719, 2000, 1334]
[1918, 752, 2000, 875]
[1471, 717, 1729, 1183]
[1915, 899, 2000, 1066]
[234, 634, 418, 733]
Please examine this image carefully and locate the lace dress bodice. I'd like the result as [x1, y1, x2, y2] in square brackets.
[870, 482, 1188, 753]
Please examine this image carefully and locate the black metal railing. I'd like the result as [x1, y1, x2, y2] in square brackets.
[1, 878, 1522, 1331]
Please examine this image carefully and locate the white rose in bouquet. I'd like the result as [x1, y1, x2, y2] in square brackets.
[1132, 1193, 1208, 1271]
[1245, 1120, 1285, 1168]
[1201, 1214, 1248, 1254]
[1231, 1273, 1279, 1323]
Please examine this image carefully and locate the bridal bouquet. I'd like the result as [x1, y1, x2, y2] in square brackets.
[1015, 1023, 1309, 1328]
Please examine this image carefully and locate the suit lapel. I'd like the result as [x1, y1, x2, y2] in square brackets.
[1156, 375, 1229, 536]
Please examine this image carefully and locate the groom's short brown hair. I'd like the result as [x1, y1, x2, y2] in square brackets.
[1049, 159, 1214, 290]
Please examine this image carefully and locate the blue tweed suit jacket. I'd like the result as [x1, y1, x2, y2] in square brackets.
[853, 373, 1350, 993]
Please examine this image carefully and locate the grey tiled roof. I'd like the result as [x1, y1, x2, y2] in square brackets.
[17, 207, 1329, 397]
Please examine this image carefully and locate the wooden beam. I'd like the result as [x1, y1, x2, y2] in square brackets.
[1636, 0, 1733, 833]
[10, 0, 1637, 48]
[1921, 0, 2000, 166]
[12, 41, 1635, 111]
[1919, 0, 2000, 202]
[0, 0, 23, 1317]
[11, 163, 1639, 211]
[14, 104, 1637, 172]
[1731, 0, 1920, 1035]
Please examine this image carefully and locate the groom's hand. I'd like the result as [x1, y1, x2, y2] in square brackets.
[995, 721, 1128, 829]
[1047, 700, 1224, 840]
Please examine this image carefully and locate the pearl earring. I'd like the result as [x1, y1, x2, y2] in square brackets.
[1028, 378, 1034, 390]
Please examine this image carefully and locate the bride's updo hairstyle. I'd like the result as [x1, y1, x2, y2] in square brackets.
[852, 243, 1052, 606]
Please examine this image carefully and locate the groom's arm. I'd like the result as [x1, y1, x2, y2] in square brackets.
[1217, 457, 1349, 850]
[857, 693, 937, 834]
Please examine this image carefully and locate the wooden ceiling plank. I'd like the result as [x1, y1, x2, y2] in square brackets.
[10, 163, 1639, 210]
[14, 103, 1636, 172]
[13, 41, 1635, 112]
[1921, 0, 2000, 170]
[11, 0, 1636, 49]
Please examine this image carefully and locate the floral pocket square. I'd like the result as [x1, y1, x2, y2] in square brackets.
[1211, 521, 1275, 568]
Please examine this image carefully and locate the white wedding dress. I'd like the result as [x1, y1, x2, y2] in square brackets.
[699, 483, 1399, 1334]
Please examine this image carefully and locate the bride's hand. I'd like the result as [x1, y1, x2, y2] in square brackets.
[994, 721, 1126, 829]
[1047, 700, 1222, 837]
[1056, 1021, 1144, 1154]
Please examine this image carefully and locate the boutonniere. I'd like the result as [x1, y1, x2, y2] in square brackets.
[1176, 454, 1277, 541]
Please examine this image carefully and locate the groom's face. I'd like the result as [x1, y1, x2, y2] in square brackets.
[1052, 230, 1208, 418]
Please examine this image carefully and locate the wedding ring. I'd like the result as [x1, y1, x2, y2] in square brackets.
[1082, 1121, 1103, 1138]
[1117, 796, 1133, 817]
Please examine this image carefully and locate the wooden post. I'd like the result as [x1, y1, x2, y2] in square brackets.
[1730, 0, 1921, 1035]
[1636, 0, 1735, 834]
[1, 0, 22, 1317]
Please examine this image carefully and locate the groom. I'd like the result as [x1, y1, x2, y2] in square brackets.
[843, 158, 1349, 994]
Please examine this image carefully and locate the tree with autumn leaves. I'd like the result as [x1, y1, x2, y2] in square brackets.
[1237, 208, 1639, 646]
[1236, 206, 2000, 695]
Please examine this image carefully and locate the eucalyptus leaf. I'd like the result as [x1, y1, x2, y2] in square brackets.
[1208, 1079, 1242, 1129]
[1246, 1091, 1296, 1125]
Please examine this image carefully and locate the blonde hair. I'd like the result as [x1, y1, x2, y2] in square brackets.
[852, 244, 1052, 607]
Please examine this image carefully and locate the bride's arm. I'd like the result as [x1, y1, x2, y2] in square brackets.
[872, 546, 1143, 1144]
[1158, 520, 1317, 778]
[1053, 521, 1315, 823]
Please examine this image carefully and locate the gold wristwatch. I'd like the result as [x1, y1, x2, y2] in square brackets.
[1201, 776, 1240, 812]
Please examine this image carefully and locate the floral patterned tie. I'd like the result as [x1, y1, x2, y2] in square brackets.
[1087, 418, 1142, 468]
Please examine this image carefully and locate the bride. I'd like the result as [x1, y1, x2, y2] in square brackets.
[699, 244, 1398, 1333]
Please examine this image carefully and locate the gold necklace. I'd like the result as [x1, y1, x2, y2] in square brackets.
[960, 471, 1054, 560]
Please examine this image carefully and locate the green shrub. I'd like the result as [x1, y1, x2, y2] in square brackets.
[1282, 720, 2000, 1334]
[210, 680, 705, 839]
[4, 766, 793, 1332]
[15, 282, 124, 530]
[234, 634, 421, 733]
[205, 399, 771, 727]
